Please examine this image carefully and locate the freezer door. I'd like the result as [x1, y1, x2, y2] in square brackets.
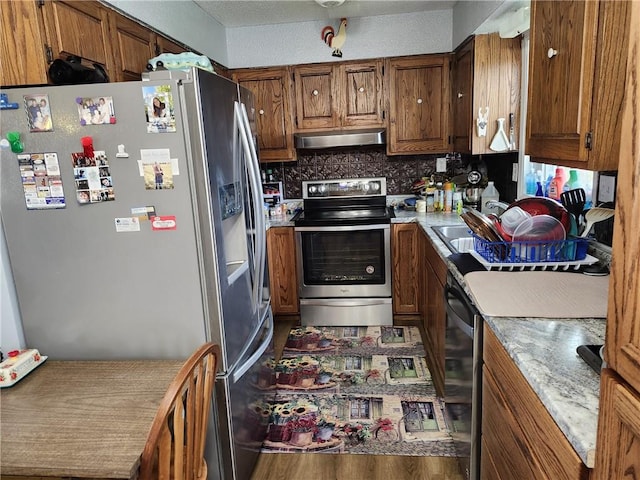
[214, 307, 275, 480]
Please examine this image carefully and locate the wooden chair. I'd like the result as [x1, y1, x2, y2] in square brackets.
[139, 343, 221, 480]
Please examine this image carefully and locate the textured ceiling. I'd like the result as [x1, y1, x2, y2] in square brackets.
[193, 0, 458, 27]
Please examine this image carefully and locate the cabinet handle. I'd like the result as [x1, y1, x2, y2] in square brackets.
[259, 109, 264, 115]
[457, 92, 464, 99]
[417, 98, 423, 104]
[312, 89, 319, 96]
[547, 48, 558, 58]
[358, 87, 365, 93]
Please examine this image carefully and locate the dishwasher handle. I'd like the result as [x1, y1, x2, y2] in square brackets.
[445, 283, 476, 338]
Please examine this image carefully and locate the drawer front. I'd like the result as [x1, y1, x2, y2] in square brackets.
[423, 230, 447, 284]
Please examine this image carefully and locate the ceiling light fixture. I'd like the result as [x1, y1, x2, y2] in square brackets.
[314, 0, 346, 8]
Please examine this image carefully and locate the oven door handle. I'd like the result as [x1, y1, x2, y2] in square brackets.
[295, 224, 390, 233]
[300, 299, 391, 307]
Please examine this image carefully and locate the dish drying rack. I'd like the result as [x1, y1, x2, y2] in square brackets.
[469, 234, 598, 271]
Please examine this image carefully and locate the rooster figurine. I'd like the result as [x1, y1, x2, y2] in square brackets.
[321, 18, 347, 57]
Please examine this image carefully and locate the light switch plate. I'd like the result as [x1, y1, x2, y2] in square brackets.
[598, 174, 616, 203]
[436, 157, 447, 172]
[512, 163, 519, 182]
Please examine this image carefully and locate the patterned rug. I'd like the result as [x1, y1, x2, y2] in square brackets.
[259, 325, 457, 456]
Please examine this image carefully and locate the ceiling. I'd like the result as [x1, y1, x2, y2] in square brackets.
[193, 0, 458, 28]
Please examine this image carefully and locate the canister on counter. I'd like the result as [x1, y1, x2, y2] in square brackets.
[426, 193, 435, 212]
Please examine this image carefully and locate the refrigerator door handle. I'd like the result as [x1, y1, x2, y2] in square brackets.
[234, 101, 264, 312]
[231, 310, 273, 383]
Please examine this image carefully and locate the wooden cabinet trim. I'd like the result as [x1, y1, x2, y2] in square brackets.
[391, 223, 420, 315]
[267, 227, 299, 315]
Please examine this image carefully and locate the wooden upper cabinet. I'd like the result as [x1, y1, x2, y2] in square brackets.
[452, 34, 521, 155]
[156, 36, 186, 55]
[386, 54, 451, 155]
[41, 1, 115, 77]
[292, 59, 384, 131]
[0, 1, 49, 85]
[232, 67, 296, 163]
[526, 0, 630, 170]
[110, 14, 155, 82]
[340, 60, 384, 127]
[293, 64, 338, 130]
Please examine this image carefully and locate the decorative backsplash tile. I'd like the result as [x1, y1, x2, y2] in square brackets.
[266, 148, 466, 199]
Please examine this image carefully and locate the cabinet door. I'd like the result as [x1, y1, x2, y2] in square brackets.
[422, 231, 447, 397]
[339, 60, 384, 127]
[594, 370, 640, 480]
[157, 35, 186, 54]
[267, 227, 299, 316]
[41, 1, 115, 77]
[387, 54, 451, 155]
[0, 1, 49, 85]
[110, 13, 155, 82]
[293, 64, 338, 130]
[391, 224, 420, 315]
[452, 37, 473, 154]
[526, 0, 629, 169]
[233, 68, 296, 163]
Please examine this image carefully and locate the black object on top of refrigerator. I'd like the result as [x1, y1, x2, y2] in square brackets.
[0, 68, 275, 480]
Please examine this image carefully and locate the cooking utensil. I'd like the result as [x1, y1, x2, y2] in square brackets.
[560, 188, 586, 226]
[506, 197, 571, 233]
[509, 113, 515, 150]
[512, 215, 566, 262]
[461, 208, 509, 260]
[489, 118, 511, 152]
[581, 207, 615, 237]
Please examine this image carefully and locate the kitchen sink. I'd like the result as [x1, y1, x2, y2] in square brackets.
[431, 225, 474, 253]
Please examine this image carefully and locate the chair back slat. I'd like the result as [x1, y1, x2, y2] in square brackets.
[139, 343, 220, 480]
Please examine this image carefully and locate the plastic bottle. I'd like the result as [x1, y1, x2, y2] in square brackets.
[544, 175, 554, 197]
[481, 181, 500, 215]
[443, 181, 453, 212]
[525, 168, 537, 195]
[453, 191, 463, 214]
[547, 168, 566, 200]
[535, 181, 544, 196]
[564, 169, 580, 192]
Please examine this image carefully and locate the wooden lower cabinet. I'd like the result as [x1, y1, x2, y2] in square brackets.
[482, 327, 590, 479]
[266, 227, 299, 317]
[594, 369, 640, 480]
[421, 229, 447, 397]
[391, 223, 421, 316]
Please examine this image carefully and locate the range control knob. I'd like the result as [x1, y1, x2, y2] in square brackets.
[370, 182, 380, 191]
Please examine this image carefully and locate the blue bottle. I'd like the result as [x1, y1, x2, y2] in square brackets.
[535, 181, 544, 196]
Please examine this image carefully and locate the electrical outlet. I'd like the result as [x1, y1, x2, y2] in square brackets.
[512, 163, 519, 182]
[598, 175, 616, 203]
[436, 157, 447, 172]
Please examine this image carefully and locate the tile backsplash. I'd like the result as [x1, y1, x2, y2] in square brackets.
[266, 147, 466, 199]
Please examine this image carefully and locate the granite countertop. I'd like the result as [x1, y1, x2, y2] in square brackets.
[269, 206, 604, 467]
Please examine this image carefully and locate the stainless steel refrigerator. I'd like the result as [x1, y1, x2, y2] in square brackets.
[0, 68, 274, 480]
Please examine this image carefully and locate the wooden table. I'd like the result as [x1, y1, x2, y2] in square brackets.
[0, 359, 184, 479]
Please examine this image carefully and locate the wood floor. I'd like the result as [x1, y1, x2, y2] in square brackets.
[250, 318, 465, 480]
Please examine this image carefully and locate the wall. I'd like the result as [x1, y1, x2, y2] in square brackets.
[104, 0, 229, 65]
[452, 0, 505, 49]
[225, 10, 452, 68]
[104, 2, 508, 68]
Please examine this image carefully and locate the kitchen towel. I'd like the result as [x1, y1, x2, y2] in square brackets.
[463, 271, 609, 318]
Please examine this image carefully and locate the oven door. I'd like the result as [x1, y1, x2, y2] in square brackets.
[295, 224, 391, 299]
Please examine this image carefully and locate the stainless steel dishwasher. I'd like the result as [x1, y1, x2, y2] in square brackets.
[443, 271, 482, 480]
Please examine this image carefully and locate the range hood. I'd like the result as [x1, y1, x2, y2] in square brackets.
[294, 128, 386, 149]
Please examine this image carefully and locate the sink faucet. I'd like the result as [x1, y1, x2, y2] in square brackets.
[484, 200, 509, 215]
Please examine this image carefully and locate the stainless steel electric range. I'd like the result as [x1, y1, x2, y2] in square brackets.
[293, 177, 394, 326]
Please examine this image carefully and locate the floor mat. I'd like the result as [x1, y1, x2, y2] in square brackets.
[259, 325, 457, 456]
